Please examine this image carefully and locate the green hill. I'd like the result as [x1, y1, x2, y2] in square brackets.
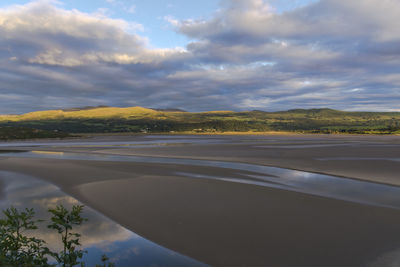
[0, 106, 399, 138]
[0, 126, 70, 140]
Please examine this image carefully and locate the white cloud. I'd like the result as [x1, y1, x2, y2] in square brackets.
[164, 15, 180, 27]
[0, 0, 400, 113]
[242, 98, 272, 108]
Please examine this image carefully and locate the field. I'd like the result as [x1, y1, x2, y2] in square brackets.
[0, 126, 71, 140]
[0, 106, 400, 139]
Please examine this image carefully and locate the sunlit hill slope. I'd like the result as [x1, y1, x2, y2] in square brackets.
[0, 106, 400, 138]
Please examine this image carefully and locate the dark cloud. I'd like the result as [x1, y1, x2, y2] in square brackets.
[0, 0, 399, 113]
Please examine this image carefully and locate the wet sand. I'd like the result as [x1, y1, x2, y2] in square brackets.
[89, 134, 400, 186]
[1, 134, 400, 266]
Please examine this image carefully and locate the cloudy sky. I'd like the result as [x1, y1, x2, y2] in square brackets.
[0, 0, 399, 114]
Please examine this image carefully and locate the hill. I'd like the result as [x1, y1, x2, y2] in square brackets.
[0, 126, 70, 140]
[0, 106, 399, 138]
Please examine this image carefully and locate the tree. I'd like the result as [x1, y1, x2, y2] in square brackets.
[47, 205, 87, 267]
[0, 207, 51, 266]
[0, 205, 114, 267]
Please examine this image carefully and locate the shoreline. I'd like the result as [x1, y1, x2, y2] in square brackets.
[1, 157, 400, 267]
[2, 135, 400, 266]
[1, 130, 400, 143]
[2, 133, 400, 186]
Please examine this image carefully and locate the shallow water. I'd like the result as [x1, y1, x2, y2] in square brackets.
[0, 136, 231, 148]
[0, 171, 208, 267]
[2, 150, 400, 210]
[318, 157, 400, 162]
[2, 136, 400, 266]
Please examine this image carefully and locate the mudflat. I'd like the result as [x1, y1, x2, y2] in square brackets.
[1, 134, 400, 266]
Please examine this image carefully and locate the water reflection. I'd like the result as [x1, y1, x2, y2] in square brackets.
[368, 247, 400, 267]
[255, 143, 355, 149]
[0, 171, 208, 267]
[0, 136, 230, 148]
[3, 150, 400, 210]
[319, 157, 400, 162]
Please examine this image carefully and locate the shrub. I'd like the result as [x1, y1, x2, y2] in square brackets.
[0, 205, 114, 267]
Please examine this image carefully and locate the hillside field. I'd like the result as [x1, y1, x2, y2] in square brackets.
[0, 106, 400, 139]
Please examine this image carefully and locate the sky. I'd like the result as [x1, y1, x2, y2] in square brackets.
[0, 0, 399, 113]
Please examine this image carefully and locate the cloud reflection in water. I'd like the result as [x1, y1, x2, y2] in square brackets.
[0, 171, 207, 267]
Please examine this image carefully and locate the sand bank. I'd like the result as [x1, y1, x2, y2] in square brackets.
[1, 135, 400, 266]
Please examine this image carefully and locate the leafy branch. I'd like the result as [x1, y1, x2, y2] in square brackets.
[0, 205, 115, 267]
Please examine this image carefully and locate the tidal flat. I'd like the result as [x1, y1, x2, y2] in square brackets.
[1, 134, 400, 267]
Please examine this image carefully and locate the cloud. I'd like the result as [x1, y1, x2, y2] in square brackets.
[0, 1, 148, 64]
[0, 0, 399, 113]
[0, 171, 134, 252]
[169, 0, 400, 111]
[0, 1, 189, 113]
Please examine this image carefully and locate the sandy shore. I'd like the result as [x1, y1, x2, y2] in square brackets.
[88, 134, 400, 186]
[1, 134, 400, 266]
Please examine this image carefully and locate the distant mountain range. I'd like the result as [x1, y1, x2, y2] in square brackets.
[0, 106, 399, 138]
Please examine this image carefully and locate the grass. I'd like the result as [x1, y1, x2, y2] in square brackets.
[0, 126, 71, 140]
[0, 106, 400, 139]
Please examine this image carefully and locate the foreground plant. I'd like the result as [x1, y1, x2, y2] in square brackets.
[0, 205, 114, 267]
[48, 205, 87, 267]
[0, 207, 50, 266]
